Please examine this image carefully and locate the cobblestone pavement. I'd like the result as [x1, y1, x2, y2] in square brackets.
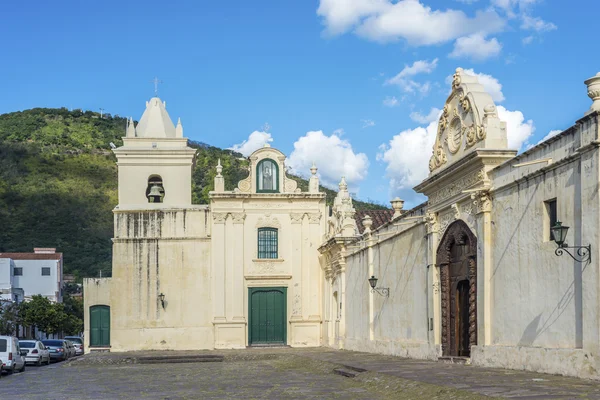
[1, 348, 599, 399]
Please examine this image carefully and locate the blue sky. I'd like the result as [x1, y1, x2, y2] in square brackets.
[1, 0, 598, 206]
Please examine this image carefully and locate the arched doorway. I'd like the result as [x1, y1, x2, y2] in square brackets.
[437, 220, 477, 357]
[90, 305, 110, 347]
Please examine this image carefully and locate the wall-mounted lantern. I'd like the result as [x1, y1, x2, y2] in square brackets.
[158, 292, 166, 309]
[551, 221, 591, 263]
[368, 275, 389, 297]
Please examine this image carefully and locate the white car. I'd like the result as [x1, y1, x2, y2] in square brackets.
[0, 335, 26, 374]
[19, 340, 50, 366]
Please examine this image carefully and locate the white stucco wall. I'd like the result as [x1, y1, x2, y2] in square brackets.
[108, 207, 213, 351]
[11, 259, 61, 302]
[343, 220, 435, 359]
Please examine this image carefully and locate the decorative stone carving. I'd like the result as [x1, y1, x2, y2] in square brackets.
[425, 211, 438, 234]
[585, 72, 600, 116]
[427, 68, 507, 174]
[237, 165, 252, 193]
[471, 190, 492, 214]
[308, 212, 321, 224]
[451, 203, 460, 219]
[428, 169, 485, 206]
[284, 178, 298, 193]
[212, 212, 227, 224]
[290, 213, 304, 224]
[231, 212, 246, 223]
[391, 197, 404, 219]
[326, 177, 358, 238]
[256, 214, 281, 228]
[438, 211, 456, 240]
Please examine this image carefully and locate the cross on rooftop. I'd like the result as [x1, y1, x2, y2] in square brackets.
[151, 77, 163, 97]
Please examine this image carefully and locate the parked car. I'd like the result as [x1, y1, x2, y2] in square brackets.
[64, 340, 76, 358]
[64, 336, 84, 356]
[41, 340, 69, 362]
[19, 340, 50, 366]
[0, 335, 26, 374]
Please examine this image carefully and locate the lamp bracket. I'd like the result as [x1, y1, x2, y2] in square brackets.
[555, 244, 591, 263]
[371, 287, 390, 297]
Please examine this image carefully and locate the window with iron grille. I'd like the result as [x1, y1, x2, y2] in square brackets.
[13, 267, 23, 276]
[42, 267, 51, 276]
[258, 228, 278, 259]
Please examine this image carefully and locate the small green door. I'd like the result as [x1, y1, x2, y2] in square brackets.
[90, 305, 110, 347]
[249, 288, 286, 345]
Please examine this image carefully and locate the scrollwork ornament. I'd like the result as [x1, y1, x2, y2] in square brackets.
[471, 190, 492, 214]
[459, 92, 470, 113]
[452, 70, 462, 90]
[465, 125, 477, 147]
[476, 125, 486, 141]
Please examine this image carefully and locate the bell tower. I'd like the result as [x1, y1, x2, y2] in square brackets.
[112, 97, 196, 209]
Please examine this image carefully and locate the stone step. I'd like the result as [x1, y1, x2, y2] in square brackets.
[438, 356, 470, 365]
[137, 355, 224, 364]
[333, 367, 360, 378]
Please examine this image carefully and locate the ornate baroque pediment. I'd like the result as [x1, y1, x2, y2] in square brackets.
[429, 68, 508, 175]
[236, 146, 301, 194]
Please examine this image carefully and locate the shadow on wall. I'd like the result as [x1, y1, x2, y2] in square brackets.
[518, 314, 542, 346]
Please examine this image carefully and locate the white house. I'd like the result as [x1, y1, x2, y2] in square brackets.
[0, 248, 63, 303]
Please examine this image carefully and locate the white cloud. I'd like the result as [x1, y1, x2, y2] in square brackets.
[449, 34, 502, 61]
[521, 15, 556, 32]
[492, 0, 538, 15]
[383, 96, 399, 107]
[317, 0, 505, 46]
[287, 130, 369, 189]
[497, 105, 535, 150]
[446, 68, 505, 103]
[362, 119, 376, 128]
[229, 130, 273, 157]
[389, 58, 439, 80]
[537, 129, 562, 144]
[410, 107, 442, 124]
[522, 35, 534, 45]
[377, 120, 437, 202]
[377, 105, 534, 200]
[333, 128, 345, 136]
[386, 58, 437, 95]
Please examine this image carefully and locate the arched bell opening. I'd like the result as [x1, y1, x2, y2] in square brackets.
[146, 175, 165, 203]
[437, 219, 477, 357]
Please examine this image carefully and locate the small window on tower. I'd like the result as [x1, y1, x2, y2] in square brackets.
[146, 175, 165, 203]
[41, 267, 51, 276]
[13, 267, 23, 276]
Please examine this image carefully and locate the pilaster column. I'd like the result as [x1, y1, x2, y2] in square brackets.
[472, 190, 492, 346]
[338, 245, 347, 349]
[307, 212, 322, 319]
[231, 212, 246, 321]
[425, 211, 440, 346]
[290, 213, 304, 320]
[212, 212, 227, 322]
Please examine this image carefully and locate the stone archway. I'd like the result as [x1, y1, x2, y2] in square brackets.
[437, 220, 477, 357]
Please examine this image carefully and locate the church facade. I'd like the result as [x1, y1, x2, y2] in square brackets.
[85, 69, 600, 380]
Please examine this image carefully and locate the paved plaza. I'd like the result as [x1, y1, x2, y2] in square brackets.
[1, 348, 600, 399]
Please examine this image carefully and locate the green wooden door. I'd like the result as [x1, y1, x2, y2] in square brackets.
[90, 305, 110, 347]
[249, 288, 286, 345]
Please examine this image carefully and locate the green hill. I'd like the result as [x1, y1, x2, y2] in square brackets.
[0, 108, 387, 279]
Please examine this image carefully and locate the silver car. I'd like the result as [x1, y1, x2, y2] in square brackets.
[19, 340, 50, 366]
